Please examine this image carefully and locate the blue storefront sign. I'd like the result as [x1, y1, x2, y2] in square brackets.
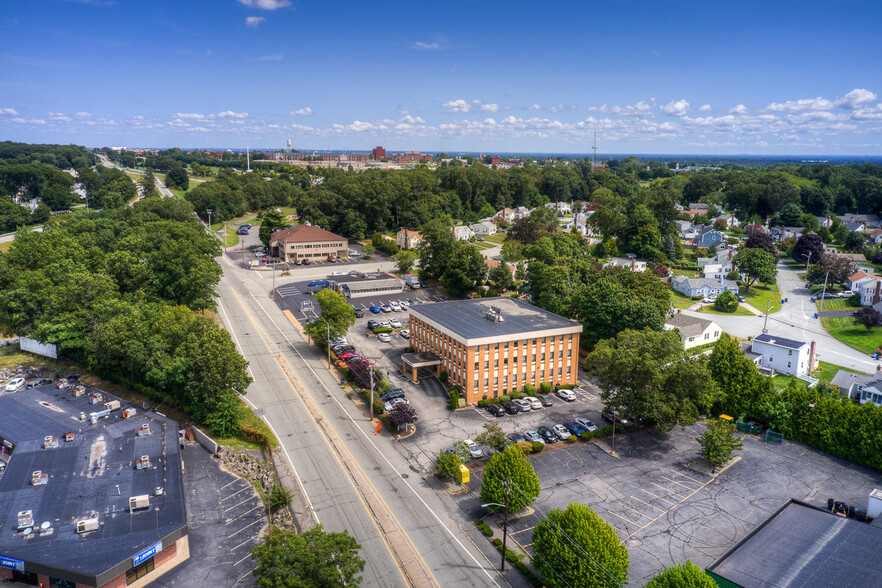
[0, 555, 25, 572]
[132, 541, 163, 567]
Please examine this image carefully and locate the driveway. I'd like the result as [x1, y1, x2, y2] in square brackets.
[682, 261, 877, 372]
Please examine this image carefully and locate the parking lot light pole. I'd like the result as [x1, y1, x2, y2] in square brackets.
[481, 479, 511, 572]
[206, 209, 212, 233]
[326, 321, 332, 369]
[369, 369, 374, 421]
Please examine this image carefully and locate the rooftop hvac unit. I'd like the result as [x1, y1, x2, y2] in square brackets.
[122, 408, 137, 419]
[89, 393, 103, 404]
[31, 470, 48, 486]
[64, 432, 74, 442]
[129, 495, 150, 512]
[136, 455, 151, 470]
[72, 385, 86, 397]
[868, 488, 882, 519]
[76, 517, 99, 534]
[137, 423, 151, 436]
[104, 400, 121, 412]
[90, 408, 111, 424]
[17, 510, 34, 529]
[43, 436, 58, 449]
[79, 411, 86, 422]
[485, 310, 505, 323]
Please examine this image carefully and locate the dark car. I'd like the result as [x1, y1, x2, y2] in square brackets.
[367, 319, 380, 330]
[380, 389, 405, 402]
[343, 355, 365, 364]
[736, 294, 746, 302]
[538, 395, 554, 407]
[509, 433, 526, 444]
[486, 404, 506, 417]
[502, 402, 520, 415]
[236, 227, 249, 235]
[601, 411, 628, 425]
[354, 307, 365, 318]
[302, 259, 311, 265]
[419, 281, 428, 288]
[537, 426, 560, 444]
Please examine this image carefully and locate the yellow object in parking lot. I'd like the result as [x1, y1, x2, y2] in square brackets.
[719, 414, 734, 422]
[459, 464, 470, 484]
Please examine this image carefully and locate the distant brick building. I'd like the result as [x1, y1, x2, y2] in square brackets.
[372, 146, 386, 160]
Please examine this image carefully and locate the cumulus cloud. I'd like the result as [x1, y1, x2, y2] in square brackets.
[549, 104, 577, 113]
[442, 99, 471, 114]
[480, 103, 502, 112]
[215, 111, 248, 119]
[399, 114, 425, 124]
[48, 112, 72, 121]
[588, 100, 654, 116]
[766, 97, 834, 112]
[836, 88, 877, 109]
[699, 104, 712, 112]
[11, 117, 46, 125]
[729, 104, 748, 114]
[411, 41, 440, 50]
[245, 16, 266, 28]
[176, 113, 206, 120]
[0, 107, 18, 115]
[238, 0, 290, 9]
[529, 104, 542, 110]
[75, 112, 92, 118]
[291, 107, 312, 116]
[661, 99, 690, 117]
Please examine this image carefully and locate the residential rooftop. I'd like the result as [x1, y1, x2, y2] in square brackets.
[664, 313, 716, 338]
[753, 333, 807, 350]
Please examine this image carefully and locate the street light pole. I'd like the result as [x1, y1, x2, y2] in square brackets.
[763, 300, 772, 334]
[327, 321, 332, 369]
[369, 369, 374, 422]
[481, 479, 511, 572]
[207, 209, 212, 234]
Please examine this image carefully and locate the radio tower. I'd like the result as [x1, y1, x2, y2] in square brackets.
[592, 132, 598, 168]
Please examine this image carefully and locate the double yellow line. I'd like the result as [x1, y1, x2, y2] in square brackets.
[227, 285, 438, 588]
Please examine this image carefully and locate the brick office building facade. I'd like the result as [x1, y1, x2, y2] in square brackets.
[269, 224, 348, 263]
[407, 297, 582, 403]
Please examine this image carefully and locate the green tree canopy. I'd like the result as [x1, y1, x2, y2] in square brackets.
[697, 418, 744, 470]
[480, 445, 540, 513]
[306, 289, 357, 343]
[733, 248, 777, 292]
[251, 526, 365, 588]
[644, 561, 716, 588]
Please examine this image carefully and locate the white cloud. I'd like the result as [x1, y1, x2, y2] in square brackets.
[399, 114, 425, 124]
[215, 111, 248, 119]
[412, 41, 440, 50]
[254, 54, 283, 61]
[766, 97, 834, 112]
[588, 100, 654, 116]
[291, 107, 312, 116]
[176, 113, 206, 120]
[729, 104, 748, 114]
[48, 112, 72, 121]
[549, 104, 577, 113]
[699, 104, 712, 112]
[661, 99, 690, 117]
[245, 16, 266, 28]
[442, 99, 471, 114]
[238, 0, 290, 9]
[481, 103, 502, 112]
[11, 117, 46, 125]
[836, 88, 877, 109]
[0, 107, 18, 115]
[529, 104, 542, 110]
[75, 112, 92, 118]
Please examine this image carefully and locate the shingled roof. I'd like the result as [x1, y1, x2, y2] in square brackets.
[270, 224, 345, 243]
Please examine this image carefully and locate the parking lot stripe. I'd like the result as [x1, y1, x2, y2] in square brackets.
[230, 537, 254, 552]
[669, 469, 706, 485]
[659, 474, 700, 491]
[227, 518, 263, 539]
[225, 505, 263, 525]
[236, 567, 258, 583]
[223, 497, 255, 513]
[509, 526, 535, 536]
[233, 552, 253, 567]
[619, 502, 653, 520]
[220, 486, 249, 502]
[629, 495, 667, 513]
[219, 479, 238, 491]
[651, 482, 690, 498]
[605, 509, 642, 528]
[473, 408, 492, 421]
[640, 488, 678, 506]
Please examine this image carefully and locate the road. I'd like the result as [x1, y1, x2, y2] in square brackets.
[682, 261, 877, 373]
[215, 257, 506, 588]
[97, 153, 174, 200]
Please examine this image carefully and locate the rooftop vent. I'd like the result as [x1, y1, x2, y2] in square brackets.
[64, 432, 74, 442]
[137, 423, 151, 436]
[43, 436, 58, 449]
[76, 517, 99, 534]
[485, 305, 505, 323]
[136, 455, 151, 470]
[31, 470, 48, 486]
[155, 486, 164, 496]
[72, 385, 86, 397]
[122, 408, 137, 419]
[17, 510, 34, 529]
[89, 393, 103, 405]
[129, 495, 150, 513]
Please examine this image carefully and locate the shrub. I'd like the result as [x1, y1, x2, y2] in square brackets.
[599, 425, 614, 437]
[555, 383, 574, 391]
[714, 290, 739, 313]
[449, 390, 460, 410]
[565, 435, 576, 443]
[510, 391, 526, 400]
[404, 346, 415, 353]
[539, 382, 552, 395]
[372, 327, 393, 334]
[498, 395, 510, 403]
[477, 398, 500, 407]
[531, 441, 544, 453]
[522, 384, 537, 395]
[440, 371, 449, 383]
[516, 441, 533, 454]
[269, 485, 292, 512]
[475, 519, 494, 537]
[579, 431, 593, 441]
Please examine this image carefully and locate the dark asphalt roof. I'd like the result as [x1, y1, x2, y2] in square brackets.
[754, 333, 807, 350]
[408, 297, 581, 342]
[707, 500, 882, 588]
[0, 383, 186, 578]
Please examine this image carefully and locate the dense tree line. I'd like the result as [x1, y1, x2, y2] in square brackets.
[0, 198, 249, 435]
[0, 141, 93, 169]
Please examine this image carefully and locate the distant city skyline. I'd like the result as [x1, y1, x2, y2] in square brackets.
[2, 1, 882, 154]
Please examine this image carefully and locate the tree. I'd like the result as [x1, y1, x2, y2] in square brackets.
[500, 238, 524, 262]
[416, 218, 457, 279]
[306, 289, 356, 343]
[777, 202, 803, 226]
[531, 503, 629, 588]
[733, 248, 777, 292]
[475, 422, 508, 452]
[140, 169, 160, 198]
[714, 290, 739, 312]
[743, 227, 779, 261]
[441, 245, 486, 297]
[619, 204, 661, 259]
[586, 329, 713, 431]
[644, 561, 716, 588]
[165, 163, 189, 191]
[360, 242, 374, 257]
[251, 526, 365, 588]
[696, 418, 743, 470]
[436, 448, 462, 481]
[259, 210, 287, 246]
[791, 233, 825, 264]
[854, 307, 882, 331]
[488, 262, 515, 291]
[480, 445, 540, 513]
[392, 250, 418, 273]
[845, 230, 866, 250]
[713, 219, 727, 231]
[805, 252, 856, 285]
[664, 234, 677, 261]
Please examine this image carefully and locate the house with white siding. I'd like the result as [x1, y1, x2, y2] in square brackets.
[452, 225, 475, 241]
[672, 276, 739, 298]
[750, 334, 817, 377]
[664, 313, 722, 350]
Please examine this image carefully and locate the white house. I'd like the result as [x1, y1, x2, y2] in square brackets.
[750, 334, 817, 377]
[712, 214, 740, 228]
[603, 254, 647, 272]
[545, 201, 572, 215]
[664, 313, 722, 350]
[452, 225, 474, 241]
[672, 276, 739, 298]
[830, 371, 881, 404]
[859, 277, 882, 306]
[675, 219, 693, 234]
[470, 221, 497, 237]
[396, 229, 422, 250]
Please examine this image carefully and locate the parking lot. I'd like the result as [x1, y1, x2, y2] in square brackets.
[226, 236, 393, 272]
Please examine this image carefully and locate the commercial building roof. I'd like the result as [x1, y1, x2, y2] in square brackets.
[340, 278, 403, 293]
[408, 297, 582, 344]
[753, 333, 806, 350]
[0, 383, 186, 585]
[270, 224, 345, 243]
[706, 499, 882, 588]
[664, 313, 717, 338]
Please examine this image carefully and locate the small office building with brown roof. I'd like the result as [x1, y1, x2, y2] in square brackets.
[269, 225, 348, 263]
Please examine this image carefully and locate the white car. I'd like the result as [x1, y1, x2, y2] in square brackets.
[5, 377, 25, 393]
[399, 300, 410, 309]
[379, 321, 391, 329]
[464, 439, 484, 459]
[556, 389, 576, 402]
[377, 333, 392, 342]
[390, 301, 401, 312]
[399, 329, 410, 339]
[389, 318, 402, 328]
[524, 396, 543, 410]
[329, 337, 347, 346]
[384, 397, 409, 412]
[552, 424, 572, 440]
[512, 398, 532, 412]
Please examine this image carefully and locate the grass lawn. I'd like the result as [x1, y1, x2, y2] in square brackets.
[0, 241, 12, 253]
[742, 282, 780, 314]
[670, 290, 697, 310]
[816, 298, 861, 312]
[470, 241, 495, 250]
[820, 316, 882, 355]
[168, 188, 187, 199]
[698, 304, 755, 317]
[673, 269, 702, 278]
[486, 232, 507, 245]
[771, 360, 868, 390]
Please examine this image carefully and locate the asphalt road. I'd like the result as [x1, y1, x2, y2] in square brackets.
[215, 255, 506, 588]
[682, 261, 878, 373]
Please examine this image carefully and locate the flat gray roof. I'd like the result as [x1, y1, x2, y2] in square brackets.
[707, 500, 882, 587]
[409, 297, 582, 344]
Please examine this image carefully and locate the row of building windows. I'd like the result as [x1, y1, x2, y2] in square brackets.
[287, 242, 346, 250]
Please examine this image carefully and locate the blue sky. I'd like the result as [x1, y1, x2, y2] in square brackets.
[1, 0, 881, 154]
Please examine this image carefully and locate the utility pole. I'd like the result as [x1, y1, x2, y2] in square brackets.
[206, 209, 212, 234]
[369, 369, 374, 422]
[763, 300, 772, 333]
[500, 479, 510, 572]
[819, 271, 829, 312]
[805, 251, 812, 273]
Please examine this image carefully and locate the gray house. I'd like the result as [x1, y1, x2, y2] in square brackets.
[672, 275, 739, 298]
[695, 226, 725, 247]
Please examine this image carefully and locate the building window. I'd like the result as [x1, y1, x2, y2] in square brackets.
[126, 557, 156, 585]
[788, 350, 793, 356]
[787, 362, 792, 368]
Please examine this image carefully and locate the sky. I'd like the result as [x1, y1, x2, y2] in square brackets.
[1, 0, 882, 155]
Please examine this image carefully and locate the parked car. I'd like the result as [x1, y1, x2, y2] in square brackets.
[523, 430, 544, 444]
[389, 318, 402, 328]
[502, 402, 520, 415]
[236, 227, 249, 235]
[575, 417, 598, 431]
[524, 396, 543, 410]
[512, 398, 532, 412]
[486, 404, 506, 417]
[295, 260, 303, 265]
[370, 305, 382, 314]
[390, 301, 401, 312]
[419, 281, 428, 288]
[379, 321, 391, 329]
[338, 352, 359, 361]
[552, 424, 572, 440]
[302, 259, 311, 265]
[384, 397, 409, 412]
[367, 319, 380, 330]
[329, 337, 347, 346]
[381, 304, 392, 313]
[327, 255, 337, 263]
[354, 308, 365, 318]
[556, 389, 577, 402]
[564, 422, 588, 436]
[399, 329, 410, 339]
[399, 300, 410, 309]
[842, 290, 855, 297]
[537, 426, 560, 444]
[538, 395, 554, 407]
[377, 333, 392, 342]
[601, 411, 627, 425]
[26, 377, 52, 389]
[380, 389, 405, 402]
[333, 345, 355, 356]
[509, 433, 526, 444]
[464, 439, 484, 459]
[5, 377, 26, 392]
[702, 296, 716, 303]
